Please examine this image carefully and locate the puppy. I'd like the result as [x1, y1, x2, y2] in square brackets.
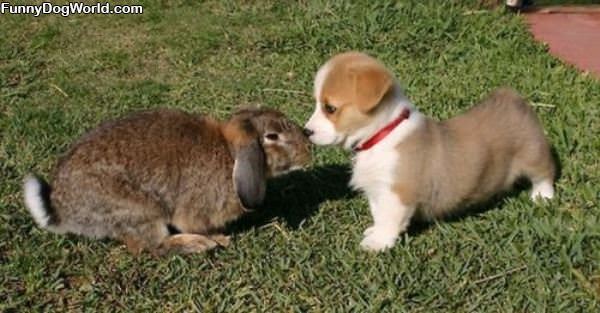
[304, 52, 555, 252]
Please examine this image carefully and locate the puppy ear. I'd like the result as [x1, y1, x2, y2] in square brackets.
[351, 63, 393, 113]
[232, 136, 266, 209]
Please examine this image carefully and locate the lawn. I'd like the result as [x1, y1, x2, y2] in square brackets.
[1, 0, 599, 311]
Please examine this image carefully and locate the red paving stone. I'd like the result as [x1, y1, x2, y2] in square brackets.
[525, 12, 600, 77]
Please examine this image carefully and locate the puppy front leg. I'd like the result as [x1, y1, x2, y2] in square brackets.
[360, 187, 414, 252]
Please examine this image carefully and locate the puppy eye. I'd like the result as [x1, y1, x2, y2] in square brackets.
[323, 103, 337, 114]
[265, 133, 279, 141]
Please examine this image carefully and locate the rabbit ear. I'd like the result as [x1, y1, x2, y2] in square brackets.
[233, 138, 266, 209]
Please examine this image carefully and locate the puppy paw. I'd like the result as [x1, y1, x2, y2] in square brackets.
[359, 227, 398, 252]
[530, 180, 554, 201]
[363, 225, 375, 236]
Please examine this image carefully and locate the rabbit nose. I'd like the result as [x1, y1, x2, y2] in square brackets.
[302, 128, 314, 137]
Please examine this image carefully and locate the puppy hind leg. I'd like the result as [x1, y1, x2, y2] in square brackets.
[530, 177, 555, 201]
[523, 150, 556, 201]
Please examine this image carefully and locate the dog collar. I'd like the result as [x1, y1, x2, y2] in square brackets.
[353, 108, 410, 152]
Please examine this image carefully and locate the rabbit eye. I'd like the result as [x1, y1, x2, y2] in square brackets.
[265, 133, 279, 141]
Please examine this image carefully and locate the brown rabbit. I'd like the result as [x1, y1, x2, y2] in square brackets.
[23, 107, 311, 255]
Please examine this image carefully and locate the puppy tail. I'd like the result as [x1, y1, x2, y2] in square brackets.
[23, 174, 58, 229]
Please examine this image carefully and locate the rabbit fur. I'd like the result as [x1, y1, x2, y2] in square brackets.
[24, 107, 311, 255]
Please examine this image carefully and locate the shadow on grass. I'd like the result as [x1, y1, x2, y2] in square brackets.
[228, 164, 355, 234]
[231, 146, 562, 237]
[406, 187, 526, 236]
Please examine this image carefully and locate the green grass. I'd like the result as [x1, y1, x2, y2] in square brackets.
[1, 0, 599, 311]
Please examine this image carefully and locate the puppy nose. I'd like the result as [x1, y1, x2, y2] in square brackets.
[302, 128, 314, 137]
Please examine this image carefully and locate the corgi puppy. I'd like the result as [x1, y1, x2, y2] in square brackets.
[303, 52, 555, 252]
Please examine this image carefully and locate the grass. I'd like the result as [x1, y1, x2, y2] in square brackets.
[1, 0, 599, 311]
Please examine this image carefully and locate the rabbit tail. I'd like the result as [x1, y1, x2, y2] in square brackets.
[23, 174, 60, 231]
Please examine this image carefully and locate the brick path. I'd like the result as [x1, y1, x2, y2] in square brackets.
[525, 11, 600, 77]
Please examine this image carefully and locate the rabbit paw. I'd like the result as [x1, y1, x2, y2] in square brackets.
[156, 234, 219, 255]
[209, 234, 231, 247]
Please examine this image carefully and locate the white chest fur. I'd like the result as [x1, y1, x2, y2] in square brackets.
[349, 112, 424, 252]
[350, 143, 398, 194]
[349, 112, 424, 194]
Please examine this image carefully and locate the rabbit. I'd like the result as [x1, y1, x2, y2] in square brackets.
[23, 107, 311, 255]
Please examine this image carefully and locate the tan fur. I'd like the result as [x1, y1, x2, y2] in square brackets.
[319, 52, 394, 133]
[312, 51, 555, 240]
[26, 108, 311, 255]
[156, 234, 220, 255]
[228, 107, 312, 177]
[222, 116, 257, 148]
[393, 88, 555, 219]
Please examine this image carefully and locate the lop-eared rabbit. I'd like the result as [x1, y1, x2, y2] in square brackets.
[24, 107, 311, 255]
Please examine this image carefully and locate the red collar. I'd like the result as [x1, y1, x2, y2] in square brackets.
[353, 108, 410, 152]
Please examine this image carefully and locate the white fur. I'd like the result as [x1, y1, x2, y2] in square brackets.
[23, 175, 51, 228]
[306, 61, 418, 149]
[313, 62, 331, 99]
[360, 188, 415, 251]
[349, 99, 424, 252]
[530, 179, 554, 201]
[344, 86, 415, 149]
[306, 68, 425, 251]
[307, 55, 555, 253]
[305, 103, 341, 146]
[305, 62, 342, 146]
